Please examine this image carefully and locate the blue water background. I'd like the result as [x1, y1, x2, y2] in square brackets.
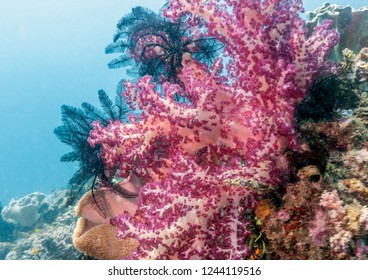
[0, 0, 365, 205]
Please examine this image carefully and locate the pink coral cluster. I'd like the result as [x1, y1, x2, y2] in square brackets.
[319, 190, 368, 259]
[112, 154, 256, 259]
[87, 0, 338, 259]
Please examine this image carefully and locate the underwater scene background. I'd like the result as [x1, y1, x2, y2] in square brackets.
[0, 0, 367, 259]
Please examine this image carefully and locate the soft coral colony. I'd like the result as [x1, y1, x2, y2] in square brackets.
[55, 0, 367, 260]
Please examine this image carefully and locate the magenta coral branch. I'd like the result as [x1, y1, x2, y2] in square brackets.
[112, 154, 253, 259]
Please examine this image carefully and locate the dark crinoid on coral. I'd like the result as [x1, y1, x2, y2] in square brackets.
[54, 90, 131, 204]
[296, 74, 359, 123]
[105, 6, 223, 84]
[296, 75, 341, 122]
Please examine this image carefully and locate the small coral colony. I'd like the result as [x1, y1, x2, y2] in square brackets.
[54, 1, 368, 259]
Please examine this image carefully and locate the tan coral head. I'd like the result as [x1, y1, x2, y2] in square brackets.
[72, 174, 142, 259]
[73, 217, 138, 260]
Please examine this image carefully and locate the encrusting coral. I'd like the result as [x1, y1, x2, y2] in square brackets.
[260, 165, 328, 259]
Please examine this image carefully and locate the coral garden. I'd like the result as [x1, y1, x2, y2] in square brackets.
[1, 0, 367, 260]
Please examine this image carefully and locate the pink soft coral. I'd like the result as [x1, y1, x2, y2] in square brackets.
[112, 154, 256, 259]
[87, 0, 338, 259]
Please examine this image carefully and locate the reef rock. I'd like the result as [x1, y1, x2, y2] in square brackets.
[1, 192, 46, 227]
[1, 189, 80, 260]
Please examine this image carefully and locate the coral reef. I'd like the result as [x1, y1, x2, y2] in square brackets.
[52, 1, 367, 260]
[259, 46, 368, 259]
[306, 2, 368, 61]
[261, 135, 368, 260]
[0, 190, 80, 260]
[261, 165, 328, 259]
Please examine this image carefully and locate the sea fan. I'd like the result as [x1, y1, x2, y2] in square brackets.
[105, 6, 223, 84]
[54, 90, 131, 204]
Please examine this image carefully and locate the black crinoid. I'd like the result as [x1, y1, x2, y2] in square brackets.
[54, 89, 132, 205]
[55, 6, 222, 204]
[105, 6, 223, 84]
